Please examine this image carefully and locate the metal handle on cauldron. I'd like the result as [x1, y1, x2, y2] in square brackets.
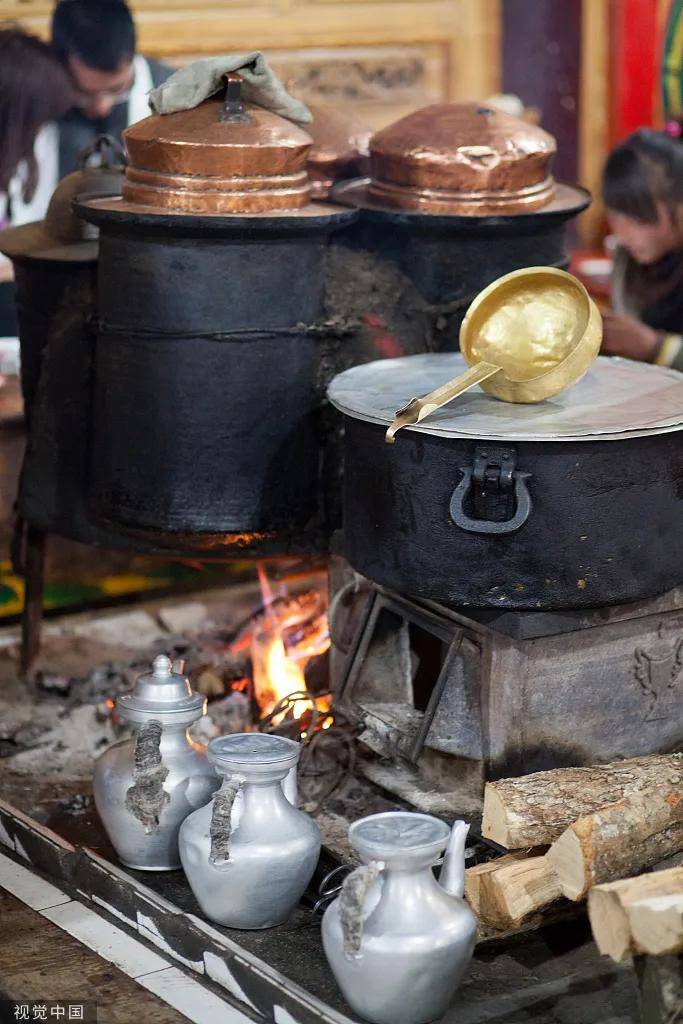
[219, 72, 253, 124]
[449, 446, 532, 535]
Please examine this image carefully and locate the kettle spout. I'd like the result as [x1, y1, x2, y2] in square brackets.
[439, 820, 470, 898]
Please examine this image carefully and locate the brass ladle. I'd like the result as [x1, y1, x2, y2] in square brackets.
[386, 267, 602, 443]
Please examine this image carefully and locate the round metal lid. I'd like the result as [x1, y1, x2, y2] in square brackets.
[328, 353, 683, 442]
[117, 654, 205, 720]
[122, 74, 313, 215]
[306, 105, 371, 200]
[366, 103, 556, 215]
[208, 733, 300, 773]
[349, 812, 450, 860]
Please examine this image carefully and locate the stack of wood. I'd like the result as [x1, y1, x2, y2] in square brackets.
[464, 754, 683, 932]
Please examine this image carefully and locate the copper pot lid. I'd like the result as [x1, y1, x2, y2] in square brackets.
[336, 102, 563, 216]
[306, 105, 371, 200]
[122, 73, 314, 214]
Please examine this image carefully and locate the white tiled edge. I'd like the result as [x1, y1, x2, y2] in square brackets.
[140, 967, 255, 1024]
[0, 851, 254, 1024]
[0, 851, 71, 911]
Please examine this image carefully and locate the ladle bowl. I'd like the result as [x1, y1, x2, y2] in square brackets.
[386, 267, 602, 442]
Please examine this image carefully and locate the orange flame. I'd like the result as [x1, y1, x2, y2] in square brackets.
[251, 563, 332, 727]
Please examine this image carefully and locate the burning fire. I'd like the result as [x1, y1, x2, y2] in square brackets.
[251, 564, 333, 729]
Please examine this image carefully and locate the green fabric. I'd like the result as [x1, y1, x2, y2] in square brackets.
[0, 559, 247, 619]
[663, 0, 683, 120]
[671, 343, 683, 373]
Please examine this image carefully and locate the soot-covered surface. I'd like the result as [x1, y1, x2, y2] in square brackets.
[136, 866, 639, 1024]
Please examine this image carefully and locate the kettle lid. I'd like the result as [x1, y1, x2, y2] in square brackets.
[117, 654, 205, 723]
[350, 811, 450, 861]
[208, 732, 300, 773]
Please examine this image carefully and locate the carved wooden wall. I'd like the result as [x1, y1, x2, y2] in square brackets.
[1, 0, 501, 129]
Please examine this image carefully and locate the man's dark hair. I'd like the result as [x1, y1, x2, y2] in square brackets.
[52, 0, 136, 72]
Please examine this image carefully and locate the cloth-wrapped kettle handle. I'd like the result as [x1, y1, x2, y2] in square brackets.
[125, 719, 170, 834]
[339, 860, 383, 959]
[209, 775, 244, 865]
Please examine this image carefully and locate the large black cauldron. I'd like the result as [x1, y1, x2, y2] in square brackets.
[329, 354, 683, 610]
[331, 188, 590, 344]
[77, 199, 355, 552]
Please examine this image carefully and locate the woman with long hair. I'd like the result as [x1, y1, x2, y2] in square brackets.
[601, 129, 683, 371]
[0, 26, 74, 226]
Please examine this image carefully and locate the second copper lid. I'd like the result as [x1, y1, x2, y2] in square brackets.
[367, 102, 557, 215]
[306, 105, 371, 199]
[123, 74, 314, 214]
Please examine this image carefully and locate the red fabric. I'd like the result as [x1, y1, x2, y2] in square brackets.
[611, 0, 660, 142]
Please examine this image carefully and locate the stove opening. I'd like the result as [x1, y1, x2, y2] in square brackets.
[341, 595, 455, 763]
[409, 623, 448, 712]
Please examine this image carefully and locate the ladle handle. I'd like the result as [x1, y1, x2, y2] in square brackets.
[385, 361, 501, 443]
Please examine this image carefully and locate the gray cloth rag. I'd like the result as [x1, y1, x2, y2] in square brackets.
[148, 52, 311, 125]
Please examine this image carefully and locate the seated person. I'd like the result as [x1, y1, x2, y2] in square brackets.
[601, 129, 683, 372]
[53, 0, 171, 180]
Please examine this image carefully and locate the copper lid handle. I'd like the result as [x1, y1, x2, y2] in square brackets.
[219, 72, 252, 124]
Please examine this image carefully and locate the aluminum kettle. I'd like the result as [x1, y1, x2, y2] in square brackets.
[322, 812, 476, 1024]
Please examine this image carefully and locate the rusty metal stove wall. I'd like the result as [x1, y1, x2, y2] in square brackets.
[330, 575, 683, 794]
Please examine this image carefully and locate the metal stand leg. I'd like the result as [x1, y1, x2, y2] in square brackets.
[20, 525, 46, 680]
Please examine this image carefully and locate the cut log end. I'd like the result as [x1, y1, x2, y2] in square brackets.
[477, 855, 562, 927]
[630, 894, 683, 957]
[546, 825, 589, 901]
[481, 784, 510, 848]
[587, 886, 632, 962]
[464, 851, 528, 917]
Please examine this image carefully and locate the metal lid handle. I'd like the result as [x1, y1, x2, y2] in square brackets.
[219, 72, 252, 124]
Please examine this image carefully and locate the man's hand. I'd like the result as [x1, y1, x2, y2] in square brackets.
[601, 312, 660, 362]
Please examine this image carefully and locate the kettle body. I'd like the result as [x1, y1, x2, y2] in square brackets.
[322, 812, 476, 1024]
[93, 655, 216, 870]
[179, 733, 320, 929]
[94, 725, 217, 870]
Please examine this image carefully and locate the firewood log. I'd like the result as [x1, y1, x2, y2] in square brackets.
[464, 851, 529, 916]
[476, 855, 562, 927]
[588, 866, 683, 961]
[546, 783, 683, 901]
[482, 754, 683, 848]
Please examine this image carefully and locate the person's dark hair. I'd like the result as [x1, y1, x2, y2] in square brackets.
[0, 27, 73, 200]
[52, 0, 136, 72]
[603, 128, 683, 226]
